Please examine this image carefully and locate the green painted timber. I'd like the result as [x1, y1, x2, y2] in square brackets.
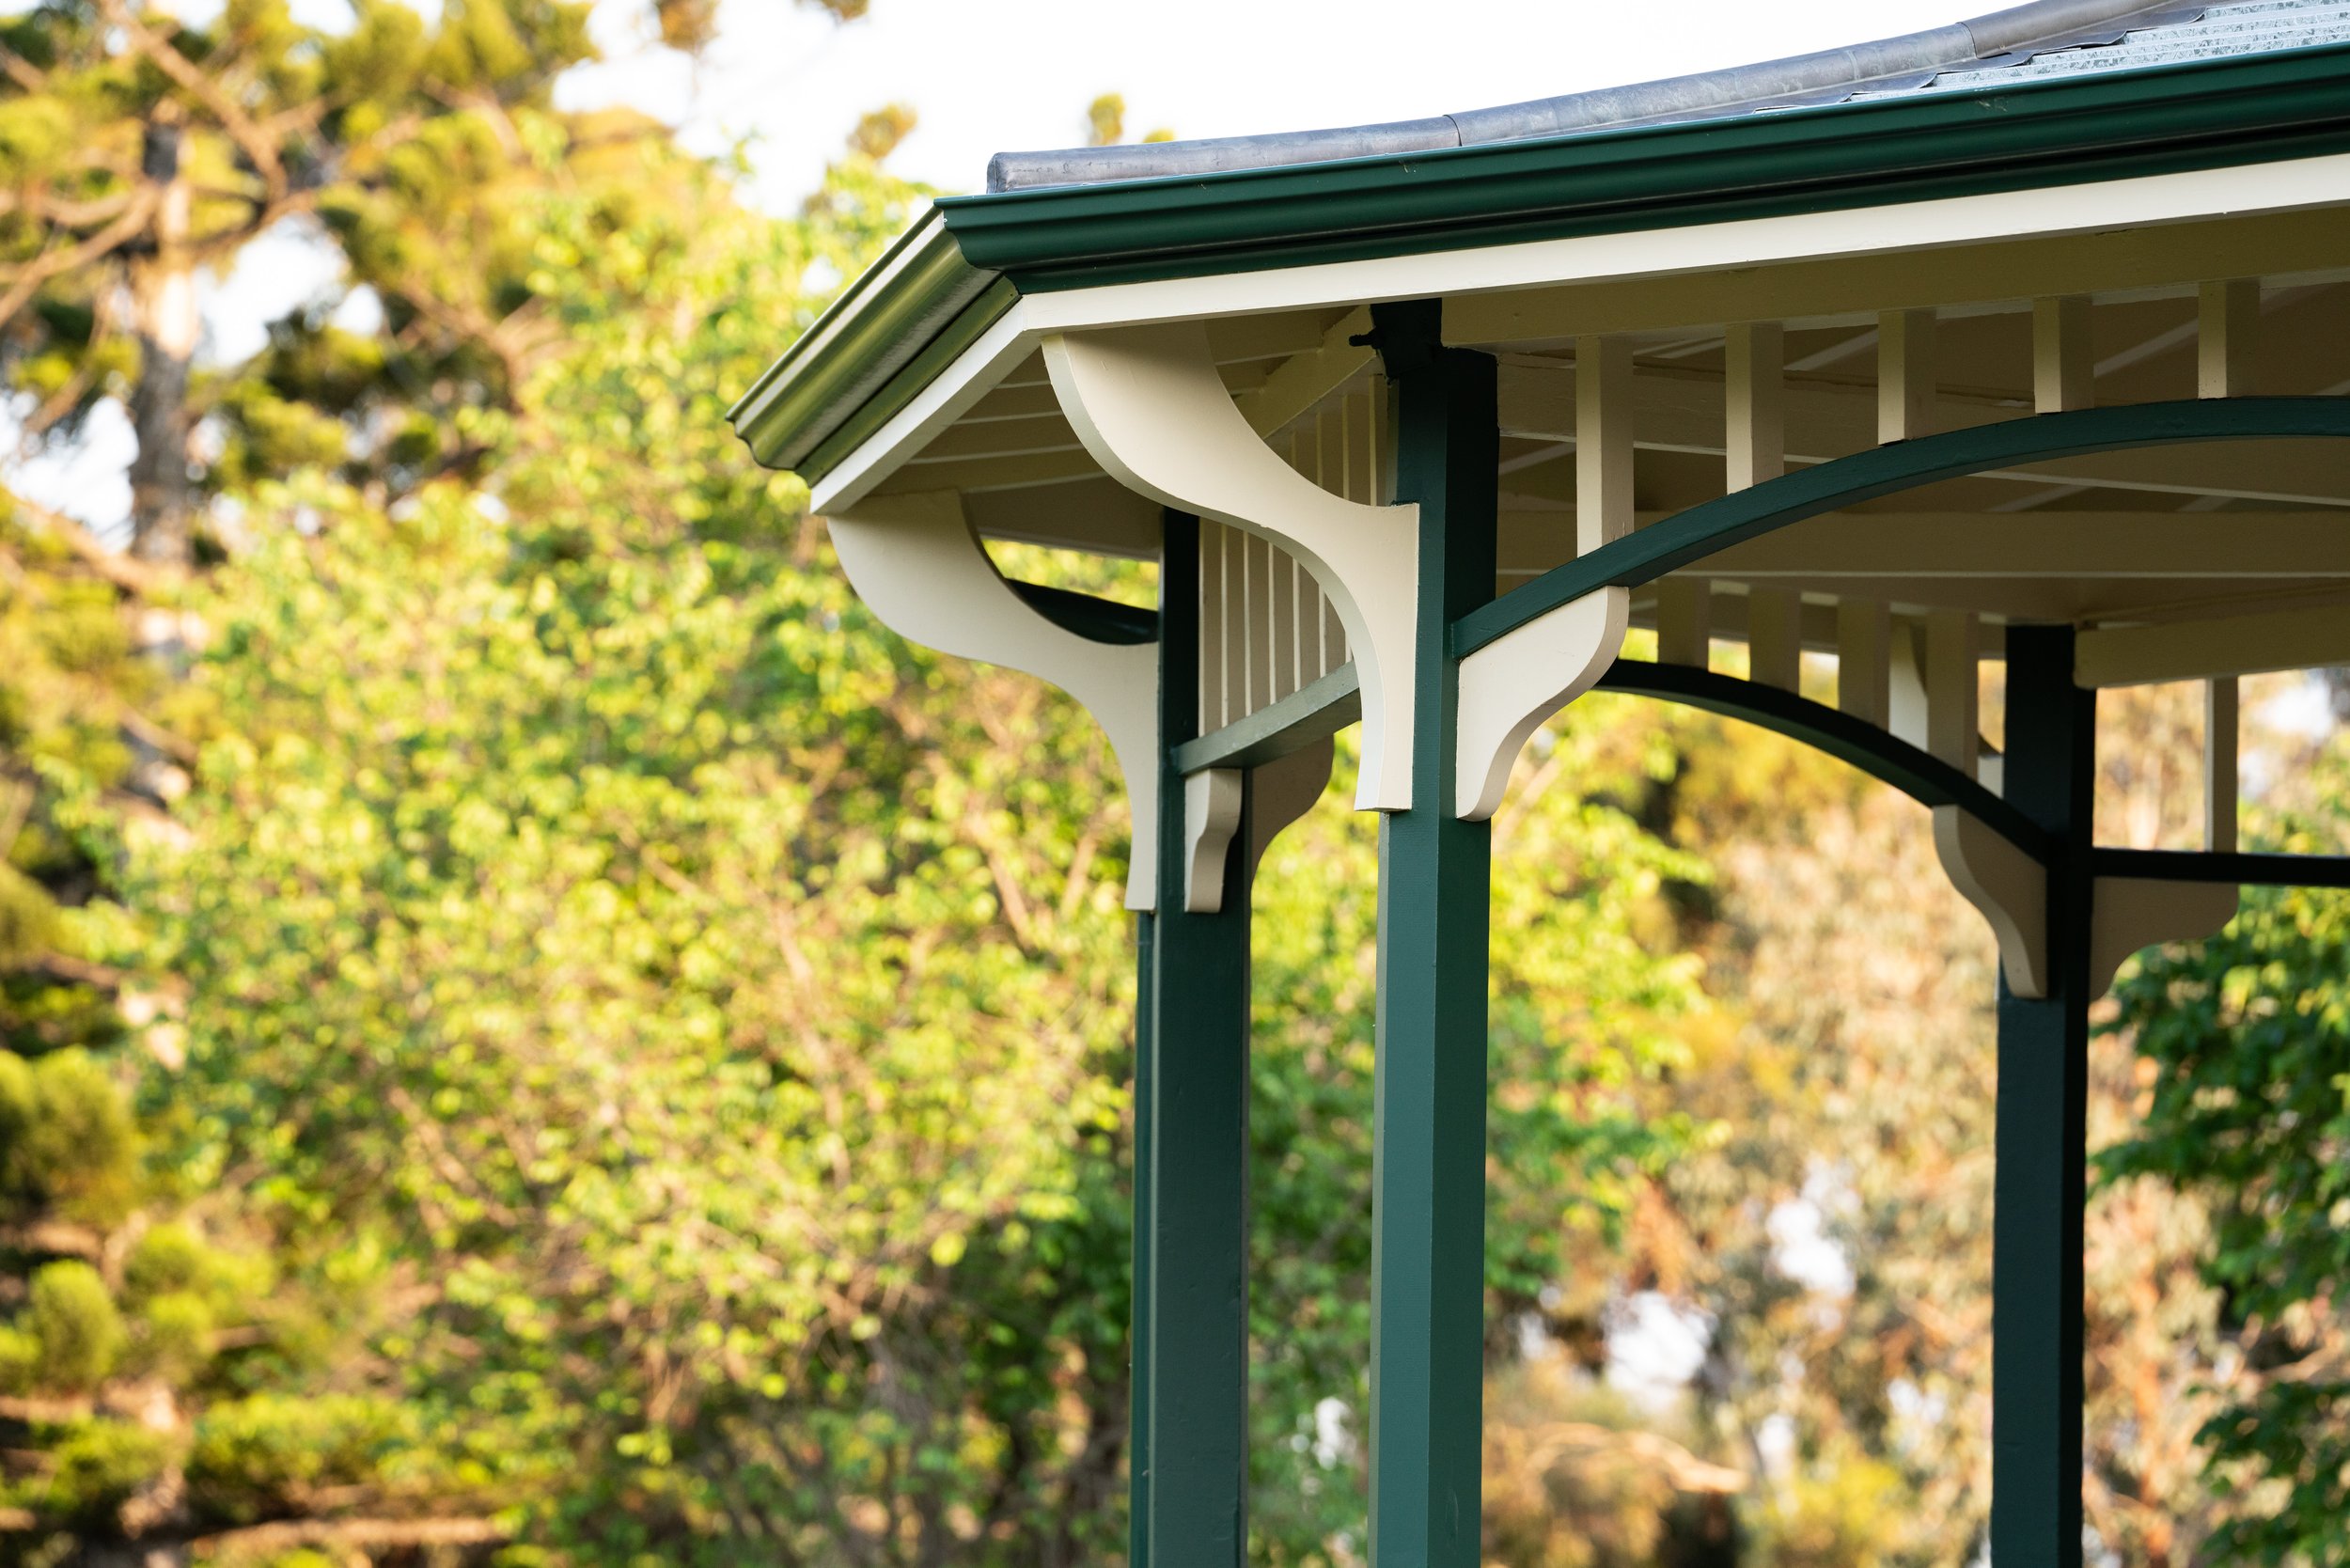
[1009, 578, 1158, 644]
[1366, 301, 1497, 1568]
[945, 45, 2350, 290]
[728, 216, 1008, 474]
[1992, 624, 2095, 1568]
[1174, 663, 1363, 775]
[730, 45, 2350, 485]
[1128, 906, 1155, 1568]
[1140, 510, 1252, 1565]
[1455, 397, 2350, 658]
[2092, 848, 2350, 889]
[1593, 660, 2047, 862]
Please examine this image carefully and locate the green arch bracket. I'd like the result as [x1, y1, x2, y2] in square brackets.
[1454, 396, 2350, 658]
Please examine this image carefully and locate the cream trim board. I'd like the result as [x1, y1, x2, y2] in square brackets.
[1044, 321, 1423, 812]
[814, 157, 2350, 514]
[826, 491, 1162, 910]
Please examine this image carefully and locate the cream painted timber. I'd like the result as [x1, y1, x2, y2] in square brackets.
[1878, 309, 1937, 444]
[2089, 878, 2239, 996]
[1673, 513, 2350, 581]
[1658, 579, 1711, 667]
[1045, 321, 1423, 811]
[1934, 807, 2049, 998]
[1249, 737, 1337, 872]
[2076, 602, 2350, 686]
[1183, 769, 1246, 914]
[1578, 336, 1635, 555]
[810, 161, 2350, 516]
[1748, 588, 1804, 693]
[2199, 279, 2260, 400]
[1455, 587, 1630, 822]
[1725, 321, 1785, 491]
[1836, 599, 1892, 726]
[2207, 678, 2239, 855]
[2034, 295, 2094, 413]
[1493, 361, 2350, 507]
[828, 491, 1161, 909]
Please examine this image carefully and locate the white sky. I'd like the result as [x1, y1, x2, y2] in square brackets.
[20, 0, 1982, 530]
[563, 0, 1982, 208]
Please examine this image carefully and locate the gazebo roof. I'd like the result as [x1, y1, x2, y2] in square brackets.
[985, 0, 2350, 192]
[728, 3, 2350, 494]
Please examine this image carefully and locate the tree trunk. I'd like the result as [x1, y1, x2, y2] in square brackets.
[126, 113, 197, 567]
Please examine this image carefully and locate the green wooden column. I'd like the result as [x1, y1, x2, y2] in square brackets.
[1991, 623, 2094, 1568]
[1136, 508, 1253, 1566]
[1367, 301, 1498, 1568]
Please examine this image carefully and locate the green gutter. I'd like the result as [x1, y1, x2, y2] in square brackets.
[726, 210, 1004, 472]
[730, 42, 2350, 484]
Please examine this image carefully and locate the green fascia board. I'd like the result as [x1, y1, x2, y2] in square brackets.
[939, 43, 2350, 288]
[734, 42, 2350, 485]
[726, 210, 1004, 472]
[1451, 397, 2350, 658]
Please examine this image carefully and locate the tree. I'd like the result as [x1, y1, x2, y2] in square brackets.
[0, 0, 597, 560]
[2105, 729, 2350, 1566]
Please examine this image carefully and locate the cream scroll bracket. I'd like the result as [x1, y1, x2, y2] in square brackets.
[1453, 588, 1630, 822]
[827, 491, 1162, 911]
[1184, 738, 1338, 915]
[1931, 814, 2240, 1000]
[1045, 322, 1422, 811]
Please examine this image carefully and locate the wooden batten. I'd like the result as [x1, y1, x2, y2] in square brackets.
[2032, 295, 2094, 413]
[1747, 588, 1803, 692]
[1725, 321, 1785, 490]
[2198, 278, 2260, 399]
[1836, 599, 1893, 727]
[1657, 578, 1711, 667]
[1877, 307, 1937, 444]
[2206, 676, 2240, 854]
[1925, 608, 1979, 776]
[1577, 334, 1635, 555]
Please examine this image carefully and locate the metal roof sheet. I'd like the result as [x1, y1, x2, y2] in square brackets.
[986, 0, 2350, 192]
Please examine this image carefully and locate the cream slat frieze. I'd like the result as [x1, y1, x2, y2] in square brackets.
[1879, 307, 1938, 445]
[1836, 599, 1893, 727]
[1657, 578, 1711, 667]
[2199, 278, 2261, 399]
[1748, 588, 1804, 693]
[1725, 321, 1785, 491]
[1046, 321, 1423, 811]
[2033, 295, 2094, 413]
[1925, 609, 1981, 777]
[1578, 335, 1636, 555]
[828, 491, 1161, 909]
[2207, 677, 2239, 855]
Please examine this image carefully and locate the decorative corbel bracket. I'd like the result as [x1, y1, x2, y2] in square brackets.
[1933, 807, 2050, 998]
[1933, 810, 2241, 1000]
[2088, 878, 2238, 996]
[828, 491, 1162, 910]
[1454, 588, 1631, 821]
[1045, 322, 1422, 812]
[1183, 740, 1337, 915]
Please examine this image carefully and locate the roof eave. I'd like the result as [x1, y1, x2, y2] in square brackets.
[733, 40, 2350, 487]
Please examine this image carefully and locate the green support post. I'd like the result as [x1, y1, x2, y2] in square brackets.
[1137, 508, 1253, 1565]
[1991, 623, 2094, 1568]
[1366, 302, 1499, 1568]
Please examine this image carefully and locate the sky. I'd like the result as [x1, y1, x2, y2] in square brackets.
[17, 0, 1983, 531]
[561, 0, 1982, 208]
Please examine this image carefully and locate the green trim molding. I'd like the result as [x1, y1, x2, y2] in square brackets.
[1453, 397, 2350, 658]
[728, 42, 2350, 488]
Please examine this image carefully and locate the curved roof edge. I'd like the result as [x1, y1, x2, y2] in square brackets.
[986, 0, 2197, 192]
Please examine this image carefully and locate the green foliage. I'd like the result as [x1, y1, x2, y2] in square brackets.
[35, 1419, 177, 1527]
[2106, 739, 2350, 1566]
[23, 1260, 126, 1391]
